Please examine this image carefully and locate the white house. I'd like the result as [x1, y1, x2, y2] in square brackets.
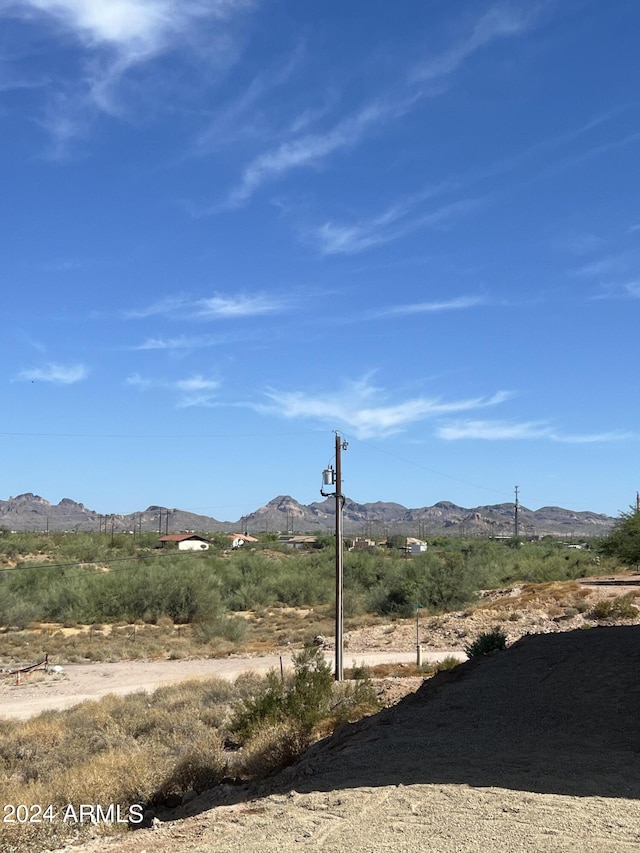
[158, 534, 210, 551]
[228, 533, 259, 549]
[407, 537, 428, 555]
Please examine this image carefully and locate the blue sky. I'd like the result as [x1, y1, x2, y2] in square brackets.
[0, 0, 638, 520]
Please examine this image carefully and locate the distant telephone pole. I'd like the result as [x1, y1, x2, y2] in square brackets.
[514, 486, 520, 538]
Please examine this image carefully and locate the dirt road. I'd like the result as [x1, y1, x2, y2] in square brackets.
[0, 649, 466, 719]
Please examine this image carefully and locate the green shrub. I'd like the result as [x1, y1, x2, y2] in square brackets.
[465, 629, 507, 658]
[435, 655, 463, 672]
[231, 645, 333, 741]
[589, 595, 639, 620]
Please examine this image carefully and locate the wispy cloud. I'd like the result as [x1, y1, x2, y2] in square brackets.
[574, 248, 640, 301]
[196, 294, 283, 317]
[123, 295, 189, 320]
[372, 295, 485, 319]
[192, 42, 306, 156]
[132, 334, 229, 351]
[574, 254, 630, 278]
[438, 419, 632, 443]
[6, 0, 252, 60]
[2, 0, 254, 151]
[124, 292, 285, 320]
[310, 194, 479, 256]
[562, 232, 606, 257]
[40, 256, 92, 272]
[200, 3, 537, 213]
[126, 371, 219, 407]
[410, 3, 535, 86]
[224, 98, 414, 208]
[15, 362, 88, 384]
[253, 376, 511, 439]
[308, 103, 636, 257]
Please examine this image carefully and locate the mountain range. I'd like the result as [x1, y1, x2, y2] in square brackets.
[0, 493, 616, 539]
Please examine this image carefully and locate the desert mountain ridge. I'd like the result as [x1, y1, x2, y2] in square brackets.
[0, 492, 615, 538]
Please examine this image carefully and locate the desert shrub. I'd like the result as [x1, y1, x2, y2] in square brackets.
[0, 597, 40, 629]
[465, 629, 507, 658]
[435, 655, 463, 672]
[370, 552, 477, 616]
[153, 730, 226, 800]
[192, 613, 247, 644]
[231, 645, 333, 741]
[599, 508, 640, 566]
[420, 552, 477, 611]
[331, 672, 381, 723]
[589, 595, 639, 620]
[236, 720, 311, 779]
[232, 653, 380, 779]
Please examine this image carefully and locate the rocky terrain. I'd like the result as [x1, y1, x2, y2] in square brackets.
[0, 492, 614, 537]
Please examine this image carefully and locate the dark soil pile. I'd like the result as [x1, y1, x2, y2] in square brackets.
[284, 625, 640, 800]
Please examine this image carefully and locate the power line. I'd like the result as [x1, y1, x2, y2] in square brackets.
[0, 429, 328, 439]
[341, 432, 511, 499]
[0, 548, 202, 578]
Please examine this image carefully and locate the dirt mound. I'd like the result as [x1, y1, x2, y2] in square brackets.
[282, 625, 640, 799]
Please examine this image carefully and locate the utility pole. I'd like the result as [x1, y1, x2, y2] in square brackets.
[321, 432, 348, 682]
[514, 486, 520, 538]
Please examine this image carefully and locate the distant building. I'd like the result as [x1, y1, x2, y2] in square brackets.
[158, 533, 210, 551]
[407, 537, 428, 555]
[277, 534, 318, 549]
[351, 537, 377, 550]
[228, 533, 259, 549]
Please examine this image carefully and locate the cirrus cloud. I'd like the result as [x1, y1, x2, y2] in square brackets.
[15, 362, 89, 384]
[1, 0, 255, 151]
[437, 419, 633, 443]
[253, 376, 511, 439]
[126, 371, 219, 407]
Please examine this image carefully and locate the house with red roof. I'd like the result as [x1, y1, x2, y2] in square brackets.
[158, 533, 210, 551]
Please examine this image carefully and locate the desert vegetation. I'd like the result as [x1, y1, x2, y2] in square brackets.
[0, 531, 619, 665]
[0, 531, 615, 666]
[0, 646, 381, 853]
[0, 532, 608, 622]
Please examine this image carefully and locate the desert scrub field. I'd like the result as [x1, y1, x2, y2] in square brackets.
[0, 532, 622, 669]
[0, 532, 612, 624]
[0, 606, 392, 667]
[0, 648, 381, 853]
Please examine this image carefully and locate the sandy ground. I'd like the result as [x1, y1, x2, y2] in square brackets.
[49, 625, 640, 853]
